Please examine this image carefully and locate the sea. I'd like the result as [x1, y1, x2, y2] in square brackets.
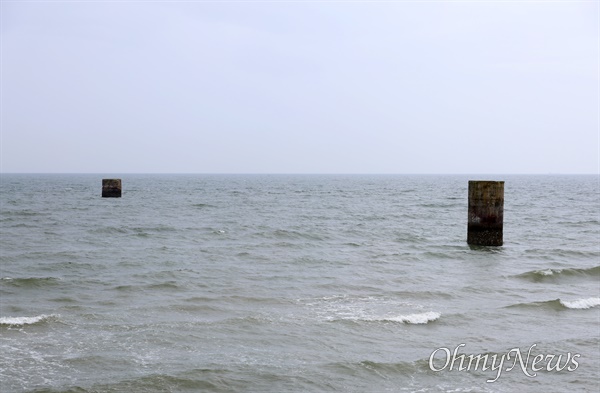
[1, 174, 598, 393]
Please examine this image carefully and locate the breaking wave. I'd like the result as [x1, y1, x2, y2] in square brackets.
[0, 314, 57, 326]
[342, 311, 440, 325]
[506, 298, 600, 311]
[516, 266, 600, 282]
[560, 297, 600, 309]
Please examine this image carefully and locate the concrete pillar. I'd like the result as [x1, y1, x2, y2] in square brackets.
[467, 180, 504, 246]
[102, 179, 122, 198]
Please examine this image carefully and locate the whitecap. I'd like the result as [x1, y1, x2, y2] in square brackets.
[387, 311, 440, 324]
[538, 269, 556, 276]
[0, 314, 55, 326]
[560, 297, 600, 309]
[347, 311, 440, 324]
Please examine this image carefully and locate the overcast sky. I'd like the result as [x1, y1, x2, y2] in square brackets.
[1, 0, 598, 174]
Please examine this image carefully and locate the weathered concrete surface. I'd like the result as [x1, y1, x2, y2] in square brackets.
[467, 181, 504, 246]
[102, 179, 122, 198]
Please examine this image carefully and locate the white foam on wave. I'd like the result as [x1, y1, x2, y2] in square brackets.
[353, 311, 440, 324]
[560, 297, 600, 309]
[305, 295, 438, 325]
[537, 269, 556, 276]
[387, 311, 441, 324]
[0, 314, 55, 326]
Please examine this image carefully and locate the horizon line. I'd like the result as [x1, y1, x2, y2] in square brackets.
[1, 172, 598, 176]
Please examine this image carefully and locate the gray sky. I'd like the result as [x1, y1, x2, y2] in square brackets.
[1, 0, 598, 174]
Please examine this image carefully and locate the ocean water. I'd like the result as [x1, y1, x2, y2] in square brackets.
[0, 174, 598, 393]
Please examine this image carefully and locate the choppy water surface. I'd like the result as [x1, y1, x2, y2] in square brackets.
[1, 174, 598, 392]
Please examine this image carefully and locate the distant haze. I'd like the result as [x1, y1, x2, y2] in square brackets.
[1, 1, 598, 174]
